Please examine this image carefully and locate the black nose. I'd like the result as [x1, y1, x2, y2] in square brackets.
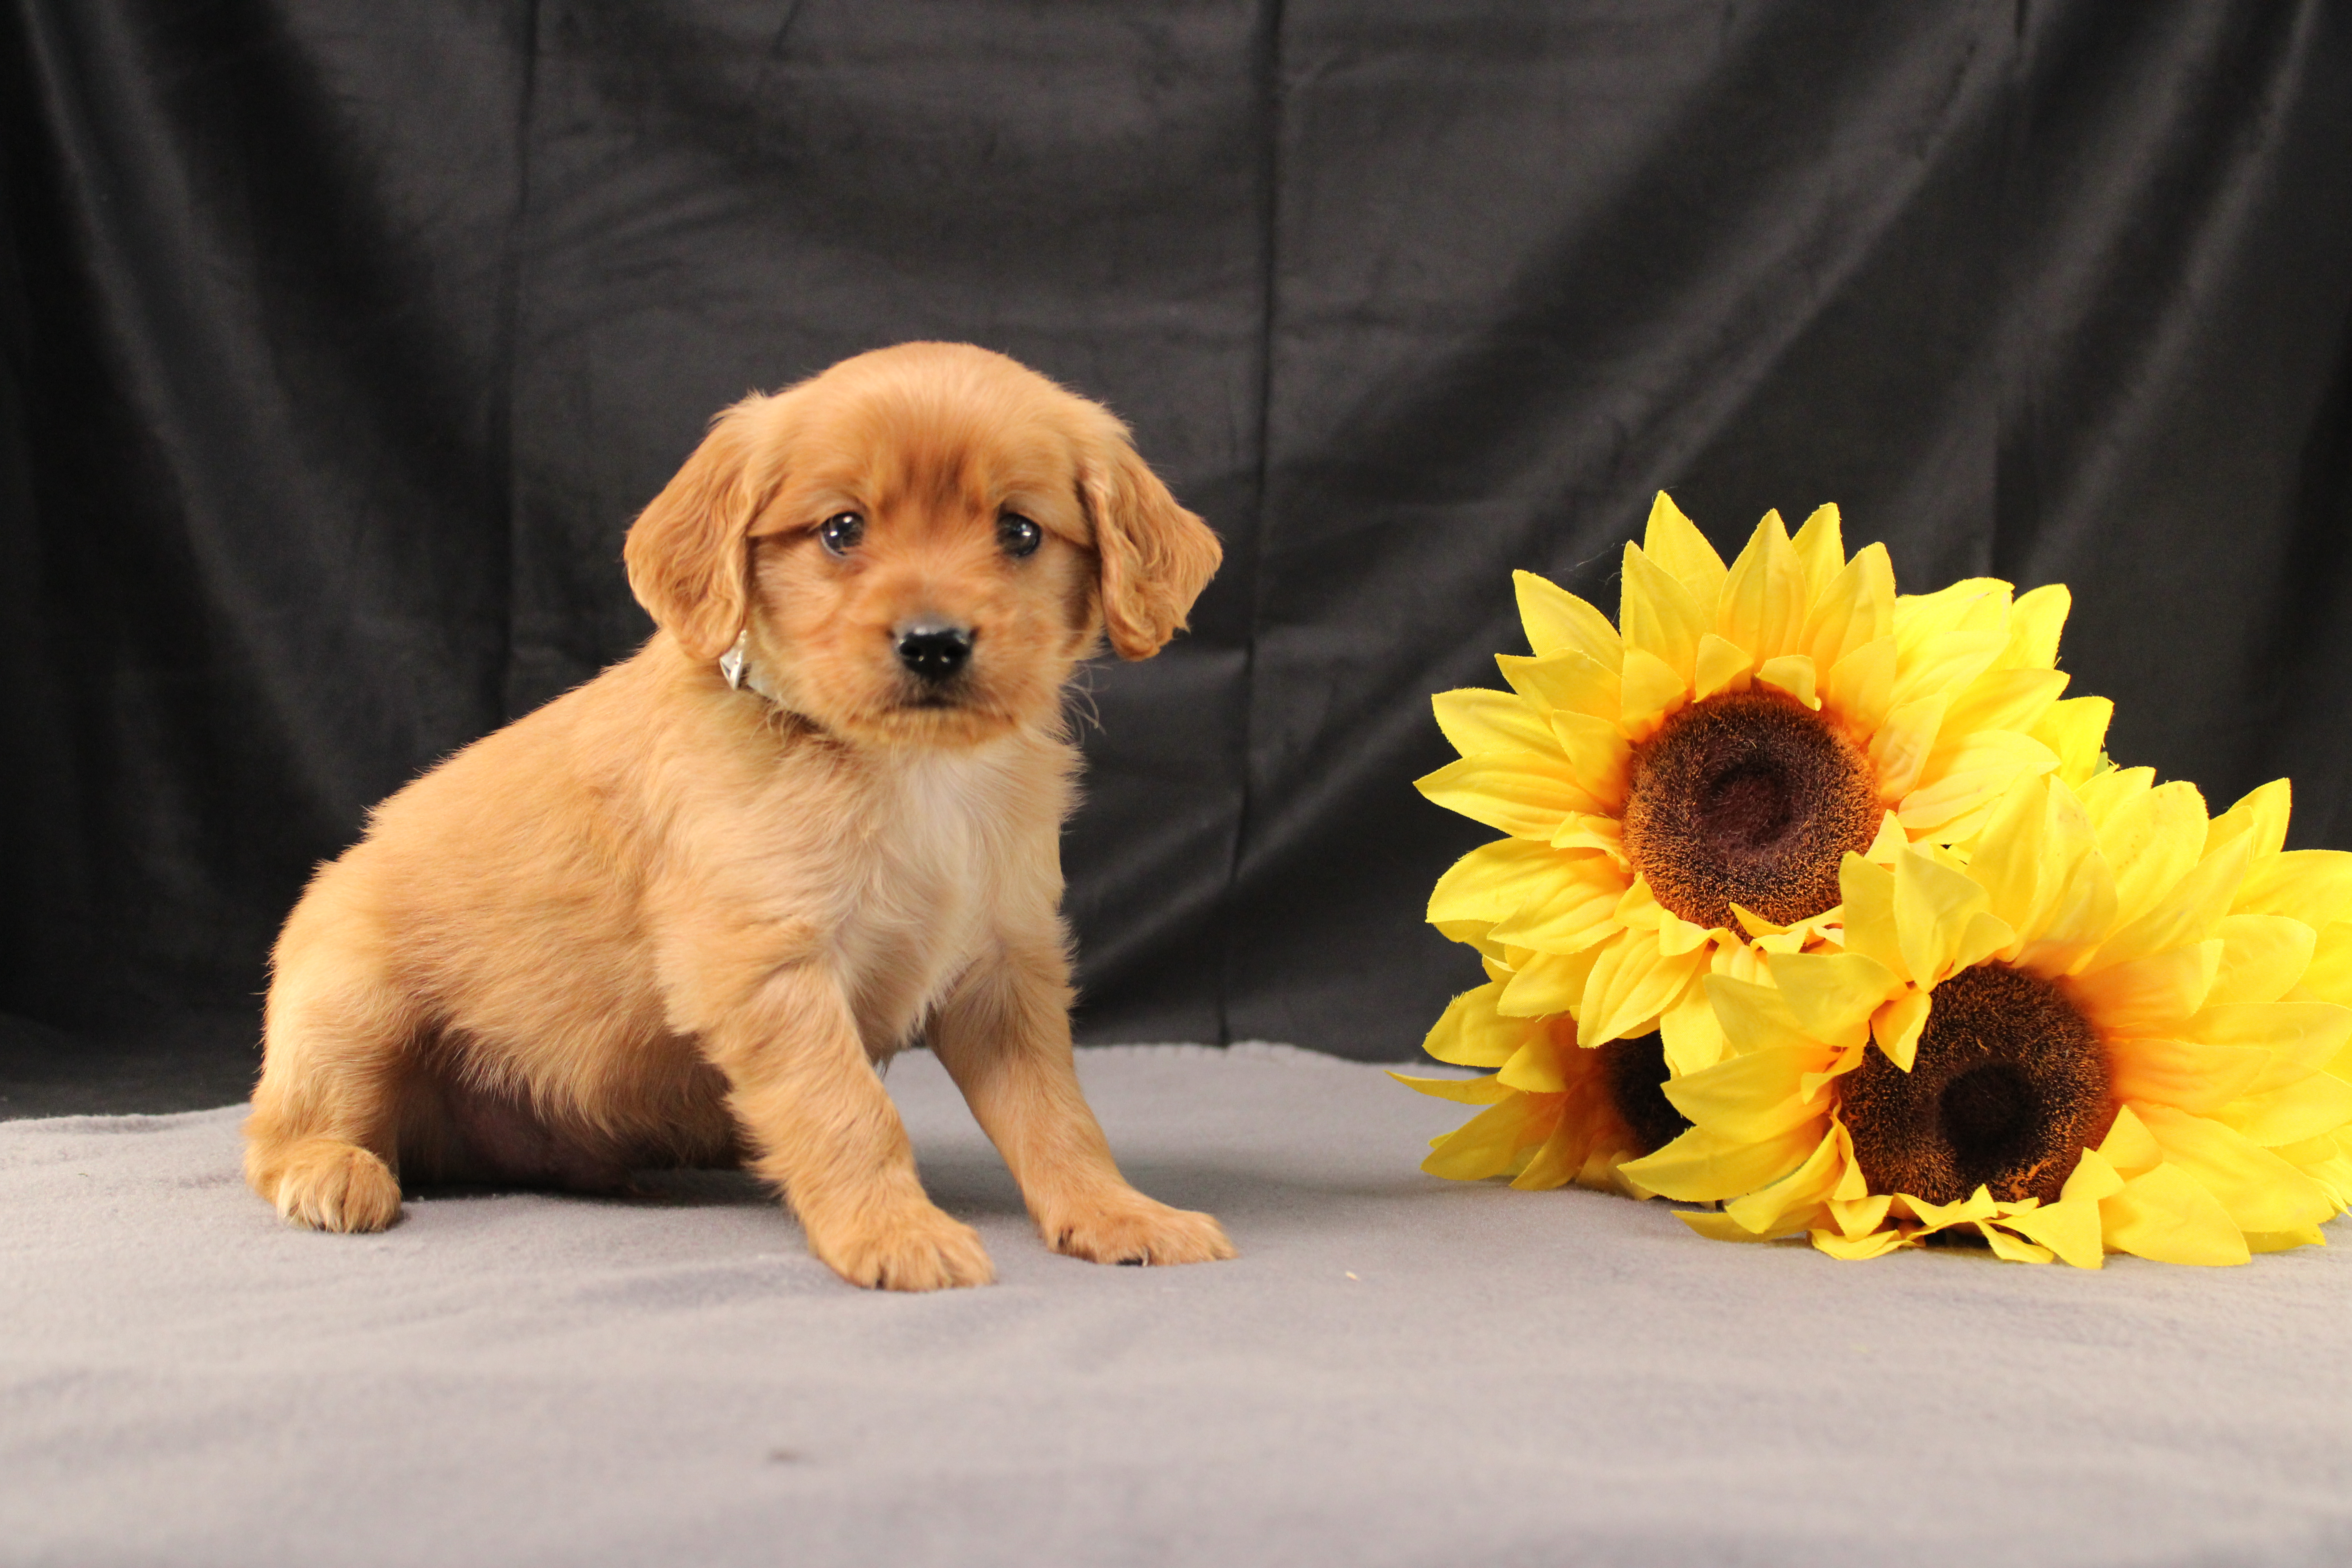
[896, 622, 975, 682]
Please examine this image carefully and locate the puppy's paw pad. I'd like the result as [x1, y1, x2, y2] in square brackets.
[819, 1209, 994, 1292]
[267, 1140, 402, 1233]
[1049, 1199, 1235, 1267]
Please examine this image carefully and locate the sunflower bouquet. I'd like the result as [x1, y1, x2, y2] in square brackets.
[1401, 496, 2352, 1266]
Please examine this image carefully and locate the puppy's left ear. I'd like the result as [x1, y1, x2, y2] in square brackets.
[624, 396, 780, 662]
[1083, 437, 1222, 661]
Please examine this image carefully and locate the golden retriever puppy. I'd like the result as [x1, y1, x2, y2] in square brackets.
[243, 341, 1234, 1291]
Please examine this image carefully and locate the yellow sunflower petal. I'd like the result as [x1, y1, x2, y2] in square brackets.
[2099, 1160, 2251, 1265]
[2097, 780, 2211, 931]
[1691, 632, 1754, 701]
[1810, 1225, 1910, 1259]
[1615, 646, 1690, 742]
[1620, 543, 1708, 683]
[1425, 982, 1543, 1069]
[1870, 989, 1932, 1073]
[2097, 1102, 2164, 1178]
[1619, 1120, 1825, 1204]
[1687, 1210, 1797, 1243]
[1895, 578, 2012, 648]
[2107, 1036, 2274, 1116]
[1896, 728, 2059, 838]
[2207, 914, 2319, 1007]
[2235, 849, 2352, 921]
[1789, 503, 1845, 599]
[2181, 1001, 2352, 1074]
[2000, 1147, 2123, 1268]
[1429, 838, 1581, 926]
[1389, 1071, 1518, 1105]
[1820, 634, 1898, 735]
[1703, 973, 1818, 1056]
[1431, 688, 1554, 759]
[2033, 695, 2114, 787]
[1550, 812, 1629, 860]
[2206, 777, 2290, 862]
[2301, 920, 2352, 1009]
[1892, 846, 2004, 989]
[1801, 543, 1897, 674]
[2133, 1103, 2339, 1234]
[1941, 666, 2069, 740]
[2244, 1227, 2328, 1253]
[2012, 782, 2119, 972]
[1721, 1123, 1843, 1236]
[1833, 852, 1908, 981]
[1978, 1224, 2056, 1264]
[2067, 940, 2221, 1034]
[1512, 1119, 1595, 1190]
[1496, 946, 1605, 1018]
[1765, 951, 1900, 1050]
[1513, 571, 1623, 669]
[1753, 653, 1818, 708]
[1486, 856, 1631, 954]
[2075, 764, 2154, 827]
[2087, 829, 2253, 973]
[1497, 1033, 1570, 1093]
[1717, 513, 1808, 663]
[1416, 754, 1601, 840]
[1889, 627, 2007, 715]
[2214, 1072, 2352, 1149]
[1496, 649, 1622, 720]
[1550, 711, 1632, 812]
[1663, 1046, 1835, 1142]
[1579, 932, 1708, 1044]
[1657, 976, 1729, 1076]
[1642, 492, 1729, 606]
[1998, 583, 2071, 668]
[1421, 1095, 1552, 1180]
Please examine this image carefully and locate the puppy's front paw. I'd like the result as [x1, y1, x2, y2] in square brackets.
[811, 1205, 995, 1292]
[260, 1138, 403, 1233]
[1045, 1194, 1236, 1267]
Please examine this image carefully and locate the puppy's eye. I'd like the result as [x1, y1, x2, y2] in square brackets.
[997, 515, 1042, 559]
[817, 513, 865, 556]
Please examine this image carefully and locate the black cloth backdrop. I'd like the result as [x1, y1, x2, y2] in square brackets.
[4, 1, 2349, 1065]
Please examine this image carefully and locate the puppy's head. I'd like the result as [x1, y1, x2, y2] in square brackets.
[624, 342, 1220, 748]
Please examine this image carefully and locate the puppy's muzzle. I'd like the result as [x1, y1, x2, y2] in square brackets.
[896, 621, 975, 685]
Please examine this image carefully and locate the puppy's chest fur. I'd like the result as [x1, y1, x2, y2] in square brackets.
[822, 742, 1043, 1051]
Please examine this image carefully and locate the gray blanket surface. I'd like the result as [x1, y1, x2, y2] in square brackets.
[4, 1044, 2349, 1567]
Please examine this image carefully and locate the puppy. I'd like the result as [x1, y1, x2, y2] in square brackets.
[243, 341, 1234, 1291]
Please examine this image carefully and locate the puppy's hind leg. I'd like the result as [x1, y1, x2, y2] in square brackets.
[244, 936, 417, 1234]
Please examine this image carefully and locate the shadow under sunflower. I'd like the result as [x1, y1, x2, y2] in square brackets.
[1405, 495, 2109, 1192]
[1619, 772, 2352, 1265]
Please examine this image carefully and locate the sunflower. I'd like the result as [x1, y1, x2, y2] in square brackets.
[1417, 494, 2106, 1082]
[1619, 771, 2352, 1265]
[1392, 971, 1690, 1193]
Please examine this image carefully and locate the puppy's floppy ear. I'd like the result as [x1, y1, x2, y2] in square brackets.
[1082, 433, 1223, 661]
[624, 396, 779, 662]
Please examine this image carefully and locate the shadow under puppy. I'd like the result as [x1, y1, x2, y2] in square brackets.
[244, 341, 1234, 1291]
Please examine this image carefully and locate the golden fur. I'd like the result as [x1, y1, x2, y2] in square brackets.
[243, 342, 1232, 1290]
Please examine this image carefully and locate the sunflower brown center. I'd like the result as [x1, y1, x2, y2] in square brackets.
[1841, 963, 2116, 1207]
[1597, 1031, 1691, 1155]
[1620, 689, 1882, 930]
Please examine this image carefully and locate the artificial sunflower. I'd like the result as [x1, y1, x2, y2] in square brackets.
[1392, 971, 1689, 1192]
[1619, 771, 2352, 1265]
[1417, 494, 2107, 1084]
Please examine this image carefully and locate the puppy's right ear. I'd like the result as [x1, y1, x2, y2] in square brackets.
[624, 397, 776, 662]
